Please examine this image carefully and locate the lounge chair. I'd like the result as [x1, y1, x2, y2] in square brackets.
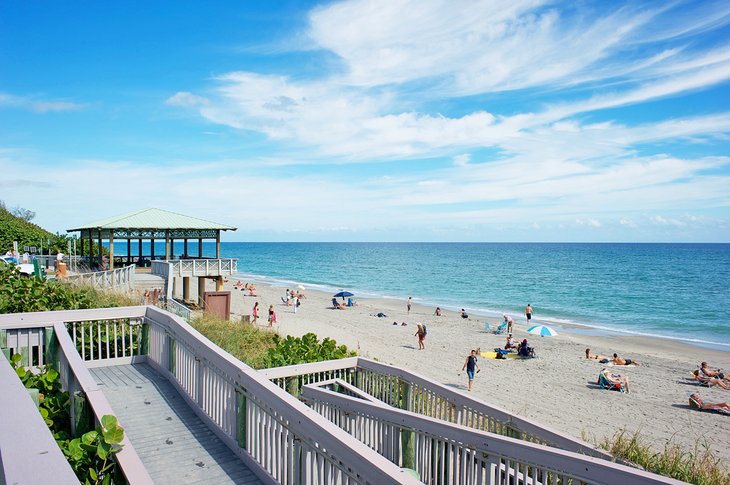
[598, 372, 625, 392]
[493, 322, 507, 335]
[331, 298, 346, 310]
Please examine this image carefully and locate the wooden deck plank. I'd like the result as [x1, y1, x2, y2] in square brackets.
[90, 364, 263, 485]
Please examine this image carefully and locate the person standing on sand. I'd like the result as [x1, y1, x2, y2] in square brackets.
[525, 304, 533, 325]
[462, 350, 481, 391]
[415, 323, 425, 350]
[252, 302, 259, 325]
[268, 305, 276, 327]
[407, 297, 412, 314]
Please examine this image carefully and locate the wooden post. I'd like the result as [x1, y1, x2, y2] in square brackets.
[109, 229, 115, 270]
[216, 276, 223, 291]
[72, 391, 93, 437]
[183, 277, 190, 301]
[165, 230, 170, 261]
[184, 239, 188, 258]
[151, 237, 155, 260]
[236, 389, 247, 449]
[215, 231, 221, 258]
[141, 323, 149, 355]
[198, 238, 203, 257]
[400, 380, 415, 470]
[138, 238, 143, 262]
[97, 229, 102, 267]
[198, 277, 205, 306]
[43, 326, 58, 368]
[167, 335, 176, 374]
[0, 329, 9, 361]
[127, 239, 131, 265]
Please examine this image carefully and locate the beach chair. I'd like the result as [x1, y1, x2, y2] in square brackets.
[493, 322, 507, 335]
[691, 370, 712, 387]
[598, 372, 625, 392]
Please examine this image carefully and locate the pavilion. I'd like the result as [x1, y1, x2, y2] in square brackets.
[67, 208, 237, 269]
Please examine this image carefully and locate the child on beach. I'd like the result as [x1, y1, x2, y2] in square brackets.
[462, 350, 481, 391]
[415, 323, 425, 350]
[252, 302, 259, 325]
[268, 305, 276, 327]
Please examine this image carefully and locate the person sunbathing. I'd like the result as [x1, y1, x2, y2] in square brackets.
[612, 353, 639, 366]
[700, 362, 730, 383]
[689, 393, 730, 413]
[331, 298, 346, 310]
[693, 371, 730, 390]
[601, 369, 631, 393]
[585, 348, 609, 360]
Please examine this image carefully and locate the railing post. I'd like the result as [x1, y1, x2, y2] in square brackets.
[400, 379, 415, 470]
[236, 389, 247, 450]
[44, 326, 58, 368]
[0, 329, 9, 361]
[167, 335, 176, 375]
[72, 390, 93, 437]
[141, 323, 149, 355]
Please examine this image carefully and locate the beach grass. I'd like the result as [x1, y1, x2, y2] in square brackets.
[596, 429, 730, 485]
[190, 314, 279, 369]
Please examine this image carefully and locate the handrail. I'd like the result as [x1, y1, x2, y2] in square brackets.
[260, 357, 610, 460]
[301, 385, 683, 485]
[53, 322, 154, 484]
[64, 264, 136, 293]
[143, 306, 419, 484]
[165, 298, 192, 322]
[0, 353, 78, 485]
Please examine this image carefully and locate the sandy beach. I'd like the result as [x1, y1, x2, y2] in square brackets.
[202, 276, 730, 464]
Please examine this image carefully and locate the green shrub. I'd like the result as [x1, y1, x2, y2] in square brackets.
[598, 430, 730, 485]
[190, 314, 278, 369]
[264, 332, 356, 368]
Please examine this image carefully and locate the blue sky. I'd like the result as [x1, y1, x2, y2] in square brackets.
[1, 0, 729, 242]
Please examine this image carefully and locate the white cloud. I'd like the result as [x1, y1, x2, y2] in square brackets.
[0, 92, 83, 113]
[165, 92, 210, 107]
[452, 154, 471, 167]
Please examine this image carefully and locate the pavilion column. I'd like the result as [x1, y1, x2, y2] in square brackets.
[198, 277, 205, 305]
[109, 230, 115, 270]
[88, 231, 93, 266]
[184, 239, 188, 259]
[216, 276, 223, 291]
[127, 239, 131, 265]
[215, 231, 220, 259]
[80, 236, 85, 261]
[198, 238, 203, 258]
[165, 230, 170, 261]
[151, 237, 155, 260]
[138, 238, 142, 263]
[183, 277, 190, 301]
[97, 229, 102, 267]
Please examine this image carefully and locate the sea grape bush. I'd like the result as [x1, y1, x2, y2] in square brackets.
[0, 264, 93, 313]
[11, 354, 125, 484]
[264, 332, 356, 368]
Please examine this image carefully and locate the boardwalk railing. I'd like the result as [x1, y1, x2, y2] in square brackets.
[301, 382, 682, 485]
[64, 264, 136, 293]
[165, 298, 193, 322]
[0, 352, 79, 485]
[260, 358, 611, 460]
[0, 307, 419, 485]
[152, 258, 238, 278]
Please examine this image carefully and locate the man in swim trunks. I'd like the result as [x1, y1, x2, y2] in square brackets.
[700, 362, 730, 382]
[407, 297, 412, 314]
[462, 350, 481, 391]
[612, 353, 639, 366]
[525, 304, 532, 324]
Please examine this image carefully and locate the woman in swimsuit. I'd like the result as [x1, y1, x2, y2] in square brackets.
[689, 393, 730, 412]
[585, 349, 609, 360]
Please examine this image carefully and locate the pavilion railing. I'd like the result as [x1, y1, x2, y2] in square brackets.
[300, 383, 682, 485]
[167, 258, 238, 277]
[64, 264, 136, 293]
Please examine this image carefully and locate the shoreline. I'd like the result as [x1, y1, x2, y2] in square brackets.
[238, 272, 730, 353]
[208, 274, 730, 466]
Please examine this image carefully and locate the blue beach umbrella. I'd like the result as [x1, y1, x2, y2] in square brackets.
[527, 325, 558, 337]
[333, 291, 354, 299]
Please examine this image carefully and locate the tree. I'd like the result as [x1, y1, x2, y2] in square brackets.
[11, 206, 36, 222]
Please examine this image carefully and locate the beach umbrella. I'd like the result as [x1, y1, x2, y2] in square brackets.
[527, 325, 557, 337]
[333, 291, 354, 299]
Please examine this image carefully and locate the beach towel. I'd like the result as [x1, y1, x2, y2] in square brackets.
[480, 351, 532, 360]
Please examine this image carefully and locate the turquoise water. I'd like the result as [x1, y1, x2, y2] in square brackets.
[149, 242, 730, 347]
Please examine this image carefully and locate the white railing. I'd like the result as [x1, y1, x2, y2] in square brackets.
[260, 358, 611, 460]
[0, 353, 79, 485]
[144, 306, 416, 484]
[0, 307, 419, 485]
[301, 384, 682, 485]
[165, 298, 193, 322]
[64, 264, 136, 293]
[161, 258, 238, 277]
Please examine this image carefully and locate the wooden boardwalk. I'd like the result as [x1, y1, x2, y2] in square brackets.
[90, 364, 263, 485]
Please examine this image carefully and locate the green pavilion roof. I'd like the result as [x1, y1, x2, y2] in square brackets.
[67, 208, 237, 232]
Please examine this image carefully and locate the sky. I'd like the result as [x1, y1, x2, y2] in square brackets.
[1, 0, 730, 242]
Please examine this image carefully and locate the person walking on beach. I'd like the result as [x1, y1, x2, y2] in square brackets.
[268, 305, 276, 327]
[293, 296, 300, 314]
[407, 297, 412, 314]
[525, 304, 533, 325]
[252, 302, 259, 325]
[462, 350, 481, 391]
[415, 323, 425, 350]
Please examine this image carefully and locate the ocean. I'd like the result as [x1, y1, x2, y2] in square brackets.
[154, 242, 730, 348]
